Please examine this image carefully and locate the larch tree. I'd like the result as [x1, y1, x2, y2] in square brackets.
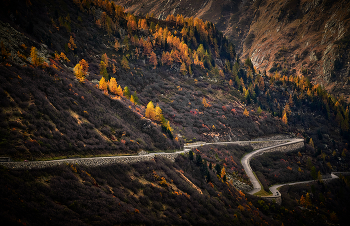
[68, 36, 77, 50]
[202, 97, 210, 107]
[309, 138, 314, 148]
[101, 53, 109, 67]
[30, 46, 41, 66]
[180, 62, 187, 75]
[116, 85, 123, 96]
[282, 112, 288, 124]
[100, 61, 109, 80]
[79, 59, 89, 75]
[73, 63, 85, 83]
[109, 77, 118, 94]
[99, 77, 108, 91]
[123, 86, 131, 98]
[155, 104, 163, 122]
[164, 120, 173, 132]
[145, 101, 156, 120]
[220, 166, 226, 179]
[149, 51, 157, 69]
[132, 91, 139, 104]
[283, 103, 291, 116]
[130, 95, 135, 104]
[243, 108, 249, 117]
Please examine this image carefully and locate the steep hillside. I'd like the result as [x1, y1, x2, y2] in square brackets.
[113, 0, 350, 100]
[0, 0, 287, 160]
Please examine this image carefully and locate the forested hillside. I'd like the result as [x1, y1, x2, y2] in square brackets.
[1, 0, 350, 225]
[114, 0, 350, 101]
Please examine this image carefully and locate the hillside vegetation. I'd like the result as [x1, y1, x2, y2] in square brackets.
[113, 0, 350, 101]
[0, 0, 286, 160]
[1, 0, 350, 225]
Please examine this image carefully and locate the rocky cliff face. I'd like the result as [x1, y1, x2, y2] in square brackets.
[115, 0, 350, 100]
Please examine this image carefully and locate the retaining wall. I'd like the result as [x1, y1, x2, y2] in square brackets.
[252, 140, 304, 158]
[261, 196, 282, 205]
[0, 140, 302, 170]
[0, 152, 186, 170]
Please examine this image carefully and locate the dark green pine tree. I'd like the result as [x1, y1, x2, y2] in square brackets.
[189, 150, 194, 161]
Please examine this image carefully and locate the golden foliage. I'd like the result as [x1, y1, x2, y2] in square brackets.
[145, 101, 155, 120]
[243, 108, 249, 117]
[68, 36, 77, 50]
[99, 77, 108, 91]
[282, 112, 288, 124]
[202, 97, 211, 107]
[155, 104, 163, 122]
[73, 63, 85, 83]
[149, 51, 157, 69]
[109, 77, 118, 94]
[30, 46, 41, 66]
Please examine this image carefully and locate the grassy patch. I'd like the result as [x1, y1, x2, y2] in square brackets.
[253, 171, 272, 196]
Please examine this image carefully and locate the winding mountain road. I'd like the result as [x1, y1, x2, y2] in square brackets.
[240, 138, 305, 195]
[239, 138, 341, 203]
[2, 137, 341, 202]
[269, 173, 339, 196]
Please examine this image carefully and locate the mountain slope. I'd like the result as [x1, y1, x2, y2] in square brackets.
[113, 0, 350, 100]
[0, 0, 287, 160]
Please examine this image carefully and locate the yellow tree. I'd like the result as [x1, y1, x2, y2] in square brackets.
[130, 95, 135, 104]
[149, 51, 157, 69]
[282, 112, 288, 124]
[283, 103, 291, 116]
[145, 101, 156, 120]
[101, 53, 109, 67]
[73, 63, 85, 83]
[116, 85, 123, 96]
[30, 46, 41, 66]
[202, 97, 210, 107]
[221, 166, 226, 179]
[109, 77, 118, 94]
[155, 104, 163, 122]
[165, 120, 173, 132]
[99, 77, 108, 91]
[243, 108, 249, 117]
[309, 138, 314, 148]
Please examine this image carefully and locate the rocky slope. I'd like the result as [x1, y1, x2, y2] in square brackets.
[114, 0, 350, 100]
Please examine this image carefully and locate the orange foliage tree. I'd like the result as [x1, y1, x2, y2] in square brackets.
[68, 36, 77, 50]
[30, 46, 41, 66]
[149, 51, 157, 69]
[79, 59, 89, 75]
